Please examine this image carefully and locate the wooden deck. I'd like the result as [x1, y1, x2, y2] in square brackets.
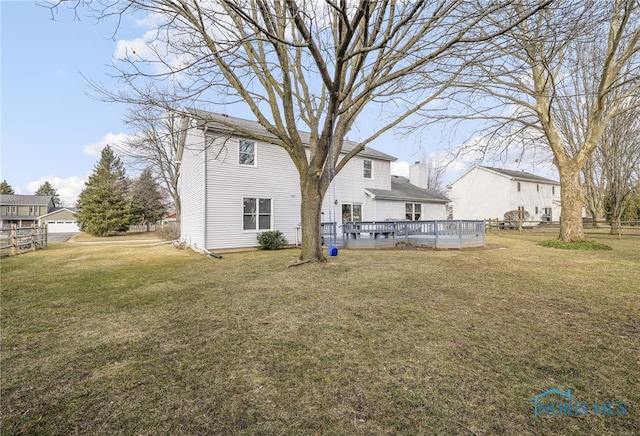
[341, 220, 485, 249]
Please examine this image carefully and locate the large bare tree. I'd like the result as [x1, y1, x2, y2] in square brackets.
[48, 0, 547, 261]
[438, 0, 640, 241]
[600, 111, 640, 233]
[119, 104, 182, 221]
[582, 108, 640, 228]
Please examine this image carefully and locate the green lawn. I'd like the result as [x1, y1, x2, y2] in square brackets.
[1, 233, 638, 435]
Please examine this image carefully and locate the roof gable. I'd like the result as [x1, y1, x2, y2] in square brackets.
[185, 109, 397, 162]
[366, 176, 449, 203]
[39, 207, 78, 219]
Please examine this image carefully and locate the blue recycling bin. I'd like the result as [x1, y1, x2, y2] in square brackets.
[328, 245, 338, 257]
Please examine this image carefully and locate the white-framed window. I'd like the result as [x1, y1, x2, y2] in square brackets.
[342, 203, 362, 222]
[552, 186, 556, 195]
[517, 182, 521, 192]
[363, 159, 373, 179]
[243, 197, 272, 231]
[29, 206, 38, 216]
[7, 206, 17, 216]
[239, 140, 256, 166]
[405, 203, 422, 220]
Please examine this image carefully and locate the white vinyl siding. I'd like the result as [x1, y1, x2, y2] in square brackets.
[179, 129, 207, 249]
[321, 156, 391, 225]
[203, 135, 301, 249]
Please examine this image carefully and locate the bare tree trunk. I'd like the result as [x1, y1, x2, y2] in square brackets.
[558, 165, 585, 241]
[299, 177, 325, 262]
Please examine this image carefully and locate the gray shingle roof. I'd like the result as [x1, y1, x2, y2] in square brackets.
[0, 195, 53, 206]
[480, 166, 559, 184]
[186, 108, 397, 162]
[366, 176, 450, 203]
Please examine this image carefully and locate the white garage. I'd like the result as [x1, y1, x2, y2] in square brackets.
[47, 220, 80, 233]
[39, 207, 80, 233]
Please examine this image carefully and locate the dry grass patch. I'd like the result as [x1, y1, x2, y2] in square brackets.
[1, 235, 638, 435]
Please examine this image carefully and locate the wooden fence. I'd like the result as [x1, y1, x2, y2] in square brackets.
[485, 218, 640, 231]
[0, 225, 48, 257]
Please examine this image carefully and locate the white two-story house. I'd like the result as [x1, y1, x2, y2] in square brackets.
[446, 166, 561, 222]
[177, 110, 449, 251]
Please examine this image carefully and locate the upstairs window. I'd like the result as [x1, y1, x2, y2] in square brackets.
[243, 198, 271, 231]
[552, 186, 556, 195]
[363, 159, 373, 179]
[517, 182, 521, 192]
[405, 203, 422, 221]
[239, 140, 256, 166]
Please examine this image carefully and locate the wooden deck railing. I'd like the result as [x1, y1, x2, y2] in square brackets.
[342, 220, 485, 249]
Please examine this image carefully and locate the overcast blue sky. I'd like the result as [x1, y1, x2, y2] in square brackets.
[1, 1, 556, 206]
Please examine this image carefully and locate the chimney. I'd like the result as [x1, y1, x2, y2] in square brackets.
[409, 161, 427, 188]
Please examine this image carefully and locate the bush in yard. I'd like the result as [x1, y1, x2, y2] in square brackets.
[257, 231, 288, 250]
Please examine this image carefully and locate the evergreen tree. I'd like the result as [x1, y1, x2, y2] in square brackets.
[130, 168, 167, 231]
[0, 180, 15, 194]
[35, 181, 61, 206]
[76, 145, 134, 236]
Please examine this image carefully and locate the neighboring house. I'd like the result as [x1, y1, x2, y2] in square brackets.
[162, 212, 177, 225]
[0, 195, 55, 228]
[0, 195, 80, 233]
[39, 207, 80, 233]
[446, 166, 561, 222]
[177, 110, 450, 251]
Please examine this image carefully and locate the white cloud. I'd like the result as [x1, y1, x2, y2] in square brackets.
[390, 160, 410, 178]
[22, 176, 87, 208]
[82, 132, 131, 156]
[134, 12, 168, 28]
[114, 28, 191, 77]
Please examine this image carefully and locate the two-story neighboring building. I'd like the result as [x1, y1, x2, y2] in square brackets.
[0, 195, 55, 228]
[0, 195, 79, 233]
[177, 110, 450, 251]
[446, 166, 561, 222]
